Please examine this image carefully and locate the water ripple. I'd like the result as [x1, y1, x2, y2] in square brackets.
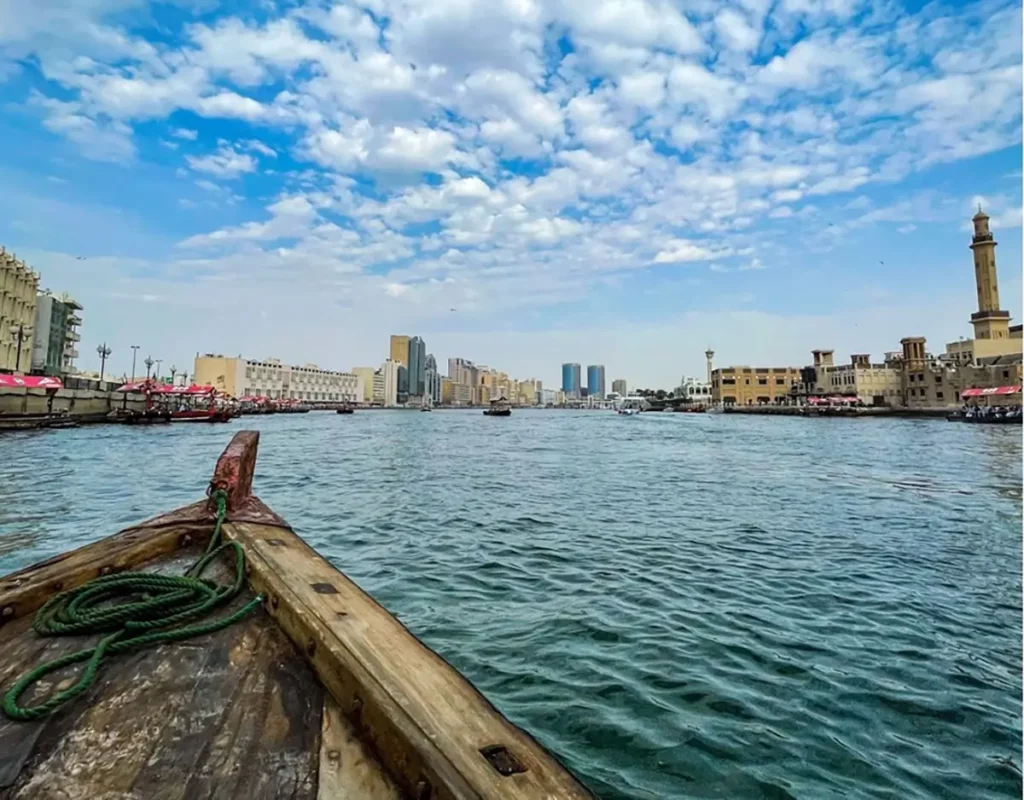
[0, 411, 1020, 799]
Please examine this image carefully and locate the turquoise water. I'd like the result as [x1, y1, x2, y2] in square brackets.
[0, 411, 1020, 798]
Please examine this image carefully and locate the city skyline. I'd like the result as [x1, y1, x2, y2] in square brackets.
[0, 0, 1020, 389]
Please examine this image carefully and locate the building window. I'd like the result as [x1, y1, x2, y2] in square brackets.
[758, 379, 768, 385]
[936, 391, 944, 400]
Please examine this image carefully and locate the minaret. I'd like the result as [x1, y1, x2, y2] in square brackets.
[969, 207, 1010, 341]
[704, 348, 714, 386]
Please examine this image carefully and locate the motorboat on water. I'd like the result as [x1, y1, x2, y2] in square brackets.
[615, 396, 648, 415]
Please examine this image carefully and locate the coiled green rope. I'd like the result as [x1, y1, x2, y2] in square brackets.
[2, 488, 262, 721]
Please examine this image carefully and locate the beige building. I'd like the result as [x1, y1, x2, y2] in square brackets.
[1, 247, 39, 373]
[611, 379, 627, 396]
[451, 382, 473, 406]
[389, 335, 410, 367]
[813, 351, 903, 406]
[712, 365, 801, 405]
[194, 355, 363, 403]
[897, 337, 961, 408]
[351, 367, 376, 402]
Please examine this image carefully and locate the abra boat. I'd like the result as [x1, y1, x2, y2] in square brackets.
[483, 397, 511, 417]
[0, 432, 590, 799]
[336, 404, 354, 414]
[115, 381, 234, 423]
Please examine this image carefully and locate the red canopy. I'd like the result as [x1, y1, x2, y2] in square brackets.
[116, 381, 215, 395]
[0, 374, 63, 390]
[116, 380, 152, 392]
[961, 385, 1021, 397]
[153, 384, 214, 395]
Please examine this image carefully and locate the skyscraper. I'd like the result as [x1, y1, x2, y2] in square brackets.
[612, 378, 627, 396]
[561, 363, 581, 397]
[587, 365, 606, 400]
[408, 336, 426, 397]
[389, 335, 410, 366]
[396, 365, 409, 405]
[425, 353, 442, 404]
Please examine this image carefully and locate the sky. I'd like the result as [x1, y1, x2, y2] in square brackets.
[0, 0, 1021, 389]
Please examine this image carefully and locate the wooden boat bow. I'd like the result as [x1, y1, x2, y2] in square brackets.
[0, 431, 592, 800]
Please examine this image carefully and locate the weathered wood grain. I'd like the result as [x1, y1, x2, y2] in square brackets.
[318, 693, 399, 800]
[227, 521, 593, 800]
[0, 548, 332, 800]
[0, 521, 211, 624]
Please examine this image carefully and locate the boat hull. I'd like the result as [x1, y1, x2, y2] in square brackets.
[0, 431, 591, 800]
[170, 409, 233, 422]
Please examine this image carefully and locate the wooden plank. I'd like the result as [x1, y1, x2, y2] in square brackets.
[226, 521, 593, 800]
[0, 522, 210, 623]
[318, 694, 399, 800]
[0, 601, 324, 799]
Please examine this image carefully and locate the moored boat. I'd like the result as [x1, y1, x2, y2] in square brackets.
[0, 432, 591, 799]
[336, 404, 354, 414]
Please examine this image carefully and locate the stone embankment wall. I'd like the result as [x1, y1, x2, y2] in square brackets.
[0, 389, 146, 420]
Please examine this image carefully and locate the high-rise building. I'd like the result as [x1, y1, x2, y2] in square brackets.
[389, 335, 410, 366]
[561, 362, 581, 397]
[425, 353, 441, 404]
[380, 359, 399, 406]
[351, 367, 376, 402]
[407, 336, 426, 398]
[31, 290, 82, 376]
[448, 357, 473, 382]
[396, 364, 409, 404]
[0, 247, 39, 373]
[612, 378, 627, 396]
[587, 365, 606, 400]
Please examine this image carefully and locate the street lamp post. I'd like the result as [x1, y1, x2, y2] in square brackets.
[170, 365, 177, 385]
[97, 343, 111, 383]
[130, 345, 140, 381]
[9, 323, 33, 372]
[144, 356, 154, 379]
[155, 359, 163, 382]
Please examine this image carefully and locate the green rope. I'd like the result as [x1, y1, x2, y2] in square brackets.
[2, 489, 262, 721]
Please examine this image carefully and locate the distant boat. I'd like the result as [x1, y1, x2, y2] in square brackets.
[336, 404, 354, 415]
[483, 397, 511, 417]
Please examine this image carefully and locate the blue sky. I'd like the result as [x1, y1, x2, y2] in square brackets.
[0, 0, 1020, 387]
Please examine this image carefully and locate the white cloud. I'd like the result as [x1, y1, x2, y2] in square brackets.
[714, 9, 760, 51]
[186, 144, 257, 178]
[653, 239, 720, 263]
[4, 0, 1022, 383]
